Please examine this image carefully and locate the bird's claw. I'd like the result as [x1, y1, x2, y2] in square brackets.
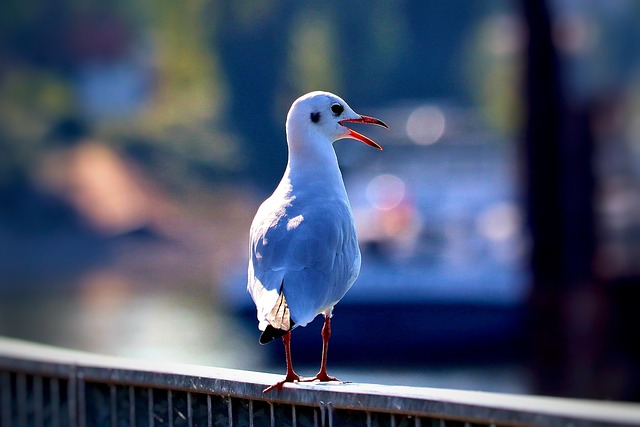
[263, 373, 300, 394]
[301, 372, 340, 383]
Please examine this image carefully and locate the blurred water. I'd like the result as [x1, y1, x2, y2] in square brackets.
[0, 275, 263, 371]
[0, 269, 531, 395]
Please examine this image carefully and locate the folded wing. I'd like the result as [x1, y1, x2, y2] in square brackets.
[248, 197, 361, 330]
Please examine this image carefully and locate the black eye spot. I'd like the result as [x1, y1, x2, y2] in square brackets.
[310, 111, 321, 123]
[331, 103, 344, 116]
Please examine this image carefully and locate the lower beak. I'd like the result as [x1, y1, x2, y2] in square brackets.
[339, 115, 389, 150]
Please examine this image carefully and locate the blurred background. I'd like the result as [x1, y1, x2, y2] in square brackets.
[1, 0, 640, 401]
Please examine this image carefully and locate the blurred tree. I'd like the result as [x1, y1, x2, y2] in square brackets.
[0, 0, 491, 191]
[213, 1, 295, 186]
[335, 1, 480, 105]
[122, 0, 245, 188]
[465, 5, 523, 136]
[287, 6, 342, 95]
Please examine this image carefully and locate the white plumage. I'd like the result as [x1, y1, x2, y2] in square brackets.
[247, 91, 387, 392]
[249, 172, 361, 330]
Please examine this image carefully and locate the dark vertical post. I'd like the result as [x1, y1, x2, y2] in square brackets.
[522, 0, 566, 396]
[521, 0, 599, 397]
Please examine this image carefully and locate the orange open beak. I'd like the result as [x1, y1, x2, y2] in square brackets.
[339, 115, 389, 150]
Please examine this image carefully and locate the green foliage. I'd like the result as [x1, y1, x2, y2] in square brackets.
[0, 0, 533, 187]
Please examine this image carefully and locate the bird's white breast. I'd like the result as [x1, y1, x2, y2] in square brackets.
[248, 170, 361, 328]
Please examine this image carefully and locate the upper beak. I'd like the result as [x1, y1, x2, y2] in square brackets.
[339, 115, 389, 150]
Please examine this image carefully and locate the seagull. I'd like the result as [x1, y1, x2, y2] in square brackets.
[247, 91, 388, 393]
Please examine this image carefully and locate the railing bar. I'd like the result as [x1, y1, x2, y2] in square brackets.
[168, 389, 174, 427]
[16, 372, 27, 427]
[34, 375, 44, 427]
[390, 413, 396, 427]
[227, 397, 233, 427]
[366, 411, 372, 427]
[415, 415, 421, 427]
[269, 401, 274, 427]
[129, 386, 136, 427]
[110, 385, 117, 427]
[291, 404, 296, 427]
[68, 372, 78, 427]
[77, 377, 86, 427]
[319, 402, 325, 427]
[148, 388, 154, 427]
[187, 392, 193, 427]
[1, 372, 12, 427]
[207, 394, 212, 427]
[248, 399, 253, 427]
[51, 377, 60, 427]
[327, 402, 333, 427]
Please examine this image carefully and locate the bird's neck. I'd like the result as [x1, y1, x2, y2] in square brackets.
[284, 134, 347, 199]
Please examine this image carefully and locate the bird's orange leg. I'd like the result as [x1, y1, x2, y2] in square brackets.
[263, 332, 300, 393]
[302, 314, 340, 383]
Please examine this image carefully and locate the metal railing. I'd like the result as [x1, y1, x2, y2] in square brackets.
[1, 337, 639, 427]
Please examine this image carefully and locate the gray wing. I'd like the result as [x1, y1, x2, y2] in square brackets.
[248, 197, 361, 329]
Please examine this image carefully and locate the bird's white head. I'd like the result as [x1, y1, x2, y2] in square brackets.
[285, 91, 388, 153]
